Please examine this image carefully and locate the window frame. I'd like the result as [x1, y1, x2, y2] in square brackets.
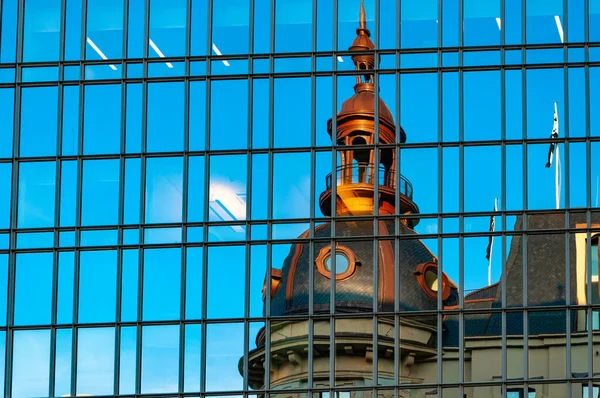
[315, 244, 360, 281]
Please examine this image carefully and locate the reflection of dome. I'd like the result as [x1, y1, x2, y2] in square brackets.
[267, 220, 458, 319]
[349, 30, 375, 51]
[338, 83, 395, 126]
[328, 83, 407, 144]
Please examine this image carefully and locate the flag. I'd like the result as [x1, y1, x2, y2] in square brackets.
[545, 103, 559, 168]
[485, 199, 497, 260]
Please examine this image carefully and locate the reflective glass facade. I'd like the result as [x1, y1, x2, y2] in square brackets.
[1, 0, 600, 397]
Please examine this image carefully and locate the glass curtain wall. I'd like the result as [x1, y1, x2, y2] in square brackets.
[0, 0, 599, 397]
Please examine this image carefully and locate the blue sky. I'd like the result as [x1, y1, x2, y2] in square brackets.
[1, 0, 600, 395]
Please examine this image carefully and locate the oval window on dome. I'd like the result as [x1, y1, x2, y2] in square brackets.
[315, 245, 359, 280]
[415, 262, 451, 300]
[324, 253, 350, 275]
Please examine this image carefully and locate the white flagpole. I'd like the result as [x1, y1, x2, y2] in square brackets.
[596, 176, 600, 207]
[488, 197, 498, 286]
[553, 102, 560, 209]
[555, 144, 560, 209]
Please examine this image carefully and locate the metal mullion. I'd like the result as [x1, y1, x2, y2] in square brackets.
[457, 0, 465, 395]
[199, 0, 213, 392]
[135, 214, 145, 397]
[584, 0, 592, 384]
[179, 150, 189, 393]
[370, 0, 381, 390]
[4, 1, 25, 396]
[70, 0, 88, 388]
[263, 0, 275, 391]
[328, 0, 339, 392]
[498, 0, 508, 393]
[50, 1, 68, 385]
[122, 0, 130, 61]
[562, 0, 572, 392]
[114, 7, 129, 388]
[180, 6, 192, 388]
[242, 4, 254, 392]
[436, 0, 444, 392]
[394, 0, 402, 392]
[135, 0, 150, 391]
[520, 0, 530, 391]
[307, 0, 317, 390]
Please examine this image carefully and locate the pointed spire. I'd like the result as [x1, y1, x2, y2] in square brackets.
[359, 0, 367, 31]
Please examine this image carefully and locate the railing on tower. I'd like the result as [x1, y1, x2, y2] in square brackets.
[325, 163, 413, 199]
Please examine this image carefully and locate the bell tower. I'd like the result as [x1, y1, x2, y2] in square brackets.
[318, 0, 419, 227]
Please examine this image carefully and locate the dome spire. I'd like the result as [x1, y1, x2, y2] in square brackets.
[350, 0, 375, 87]
[359, 0, 368, 32]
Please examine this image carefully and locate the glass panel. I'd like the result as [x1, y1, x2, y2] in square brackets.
[79, 250, 117, 323]
[207, 245, 245, 319]
[141, 325, 179, 394]
[86, 0, 124, 60]
[0, 89, 14, 158]
[0, 0, 18, 63]
[119, 326, 137, 394]
[143, 248, 181, 321]
[0, 163, 11, 229]
[77, 327, 115, 395]
[18, 161, 56, 229]
[464, 0, 500, 46]
[60, 160, 78, 227]
[54, 329, 72, 397]
[526, 0, 563, 44]
[121, 249, 139, 322]
[82, 159, 120, 226]
[145, 157, 183, 224]
[83, 84, 122, 154]
[189, 81, 206, 150]
[12, 331, 50, 396]
[149, 0, 186, 58]
[184, 324, 201, 392]
[23, 0, 61, 62]
[206, 323, 244, 391]
[125, 83, 142, 153]
[274, 78, 310, 148]
[464, 71, 501, 141]
[0, 255, 7, 326]
[401, 73, 437, 143]
[276, 0, 311, 53]
[57, 251, 75, 324]
[187, 156, 205, 223]
[20, 86, 58, 157]
[185, 247, 203, 319]
[209, 155, 247, 225]
[212, 0, 249, 55]
[273, 152, 310, 219]
[190, 0, 208, 55]
[401, 0, 437, 49]
[210, 80, 247, 150]
[124, 158, 141, 225]
[147, 82, 184, 152]
[14, 252, 53, 326]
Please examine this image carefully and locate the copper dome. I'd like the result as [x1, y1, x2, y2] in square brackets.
[338, 83, 395, 126]
[265, 221, 458, 317]
[349, 30, 375, 52]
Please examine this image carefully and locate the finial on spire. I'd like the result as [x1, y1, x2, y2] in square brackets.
[359, 0, 367, 30]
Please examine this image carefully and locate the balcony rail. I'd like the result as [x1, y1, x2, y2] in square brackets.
[325, 163, 413, 199]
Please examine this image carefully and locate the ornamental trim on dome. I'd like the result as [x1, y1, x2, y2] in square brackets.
[315, 244, 360, 280]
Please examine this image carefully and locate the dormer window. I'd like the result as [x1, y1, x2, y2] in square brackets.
[415, 262, 451, 300]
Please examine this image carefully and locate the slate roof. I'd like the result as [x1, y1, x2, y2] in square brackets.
[443, 212, 600, 347]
